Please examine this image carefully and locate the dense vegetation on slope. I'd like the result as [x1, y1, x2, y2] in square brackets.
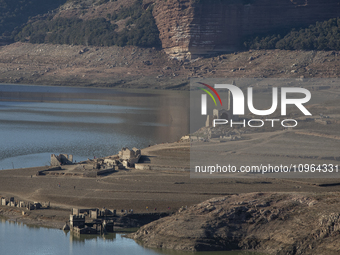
[14, 0, 161, 48]
[194, 0, 254, 4]
[244, 17, 340, 51]
[0, 0, 67, 36]
[2, 0, 339, 52]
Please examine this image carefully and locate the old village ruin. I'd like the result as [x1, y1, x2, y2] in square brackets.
[39, 148, 141, 177]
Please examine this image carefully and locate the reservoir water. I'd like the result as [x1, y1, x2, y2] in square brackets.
[0, 84, 262, 255]
[0, 219, 262, 255]
[0, 84, 189, 170]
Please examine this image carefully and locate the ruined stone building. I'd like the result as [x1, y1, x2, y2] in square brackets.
[51, 154, 73, 166]
[206, 90, 237, 127]
[118, 147, 141, 167]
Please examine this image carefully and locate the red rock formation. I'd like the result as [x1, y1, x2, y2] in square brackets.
[152, 0, 340, 59]
[152, 0, 196, 57]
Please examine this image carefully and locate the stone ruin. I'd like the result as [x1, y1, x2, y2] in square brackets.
[118, 147, 141, 167]
[43, 148, 141, 178]
[71, 208, 117, 219]
[69, 208, 120, 234]
[92, 147, 141, 171]
[84, 156, 124, 177]
[80, 147, 141, 177]
[1, 196, 49, 211]
[51, 154, 73, 166]
[205, 90, 238, 128]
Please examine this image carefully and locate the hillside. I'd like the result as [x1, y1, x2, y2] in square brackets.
[52, 0, 159, 48]
[0, 42, 340, 89]
[130, 192, 340, 254]
[244, 17, 340, 51]
[0, 1, 340, 88]
[2, 0, 161, 48]
[0, 0, 67, 36]
[152, 0, 340, 58]
[1, 0, 340, 55]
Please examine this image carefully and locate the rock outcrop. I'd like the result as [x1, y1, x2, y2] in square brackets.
[130, 192, 340, 254]
[152, 0, 340, 59]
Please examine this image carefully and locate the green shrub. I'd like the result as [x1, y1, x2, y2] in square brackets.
[194, 0, 254, 4]
[0, 0, 67, 36]
[14, 0, 161, 48]
[244, 17, 340, 51]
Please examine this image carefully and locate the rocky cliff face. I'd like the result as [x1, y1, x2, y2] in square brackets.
[152, 0, 196, 57]
[130, 192, 340, 254]
[152, 0, 340, 59]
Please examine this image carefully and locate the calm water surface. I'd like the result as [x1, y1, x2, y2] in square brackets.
[0, 84, 189, 170]
[0, 84, 263, 255]
[0, 220, 262, 255]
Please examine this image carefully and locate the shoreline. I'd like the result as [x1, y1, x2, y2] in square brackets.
[1, 140, 340, 228]
[0, 205, 68, 229]
[1, 138, 340, 253]
[0, 142, 189, 230]
[129, 192, 340, 254]
[0, 205, 171, 231]
[0, 82, 339, 252]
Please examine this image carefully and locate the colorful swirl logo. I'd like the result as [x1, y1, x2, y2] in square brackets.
[198, 82, 223, 106]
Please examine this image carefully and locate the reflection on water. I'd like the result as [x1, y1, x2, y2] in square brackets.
[0, 220, 262, 255]
[0, 84, 189, 170]
[69, 231, 117, 243]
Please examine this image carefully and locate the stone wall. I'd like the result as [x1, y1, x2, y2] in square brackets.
[118, 147, 141, 167]
[51, 154, 73, 166]
[0, 196, 48, 210]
